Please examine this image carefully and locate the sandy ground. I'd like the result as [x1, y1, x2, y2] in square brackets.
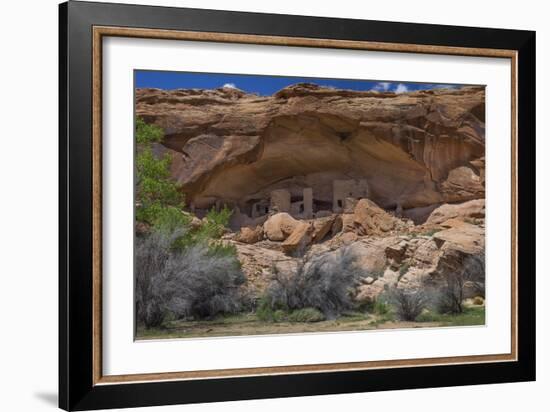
[136, 314, 443, 340]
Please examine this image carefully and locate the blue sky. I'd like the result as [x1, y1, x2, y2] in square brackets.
[135, 70, 464, 96]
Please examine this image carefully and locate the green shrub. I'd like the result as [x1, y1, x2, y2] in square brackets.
[207, 242, 239, 258]
[373, 299, 391, 316]
[136, 147, 171, 180]
[256, 297, 287, 322]
[135, 117, 186, 230]
[256, 300, 273, 322]
[136, 148, 184, 227]
[272, 310, 287, 323]
[195, 206, 233, 240]
[416, 306, 485, 326]
[359, 295, 391, 316]
[173, 206, 236, 257]
[288, 308, 325, 323]
[136, 117, 164, 144]
[206, 205, 232, 226]
[155, 206, 190, 231]
[136, 203, 190, 232]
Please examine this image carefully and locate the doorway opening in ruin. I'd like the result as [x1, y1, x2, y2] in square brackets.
[313, 200, 332, 213]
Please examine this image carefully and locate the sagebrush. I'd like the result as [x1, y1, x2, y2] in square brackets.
[437, 253, 485, 314]
[387, 287, 429, 321]
[135, 229, 246, 328]
[264, 247, 361, 318]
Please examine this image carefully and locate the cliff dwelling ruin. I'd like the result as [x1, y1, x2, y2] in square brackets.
[189, 178, 372, 230]
[137, 83, 486, 228]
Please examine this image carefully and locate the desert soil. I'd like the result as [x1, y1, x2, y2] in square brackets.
[136, 307, 484, 340]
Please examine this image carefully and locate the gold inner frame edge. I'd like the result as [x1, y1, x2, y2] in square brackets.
[91, 25, 518, 386]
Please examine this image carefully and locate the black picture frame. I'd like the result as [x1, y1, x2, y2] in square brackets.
[59, 1, 536, 410]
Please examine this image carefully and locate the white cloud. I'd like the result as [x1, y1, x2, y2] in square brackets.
[372, 82, 391, 91]
[394, 83, 409, 94]
[222, 83, 237, 89]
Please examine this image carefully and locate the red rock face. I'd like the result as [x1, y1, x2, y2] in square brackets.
[136, 83, 485, 215]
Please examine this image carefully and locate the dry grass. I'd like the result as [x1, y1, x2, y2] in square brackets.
[135, 307, 484, 340]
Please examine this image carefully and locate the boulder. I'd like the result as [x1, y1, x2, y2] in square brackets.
[432, 223, 484, 254]
[428, 225, 485, 289]
[380, 268, 400, 287]
[426, 199, 485, 225]
[472, 296, 485, 305]
[429, 247, 484, 292]
[353, 199, 404, 235]
[439, 218, 470, 229]
[385, 240, 410, 268]
[441, 166, 485, 203]
[410, 238, 440, 270]
[233, 242, 298, 295]
[344, 197, 358, 214]
[332, 231, 358, 247]
[331, 215, 343, 235]
[234, 226, 264, 244]
[346, 237, 394, 275]
[397, 267, 426, 289]
[341, 213, 357, 233]
[281, 222, 315, 254]
[312, 215, 337, 242]
[263, 213, 299, 241]
[356, 281, 385, 304]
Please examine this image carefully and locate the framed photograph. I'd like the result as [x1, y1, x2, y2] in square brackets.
[59, 1, 536, 410]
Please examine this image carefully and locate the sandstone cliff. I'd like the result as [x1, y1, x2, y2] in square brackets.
[136, 83, 485, 222]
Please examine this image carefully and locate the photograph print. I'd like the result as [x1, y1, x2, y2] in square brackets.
[134, 71, 486, 340]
